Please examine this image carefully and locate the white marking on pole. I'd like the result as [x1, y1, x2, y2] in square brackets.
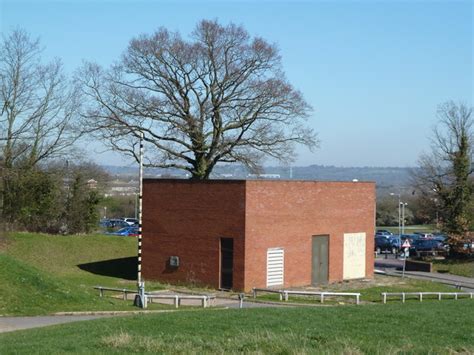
[137, 131, 144, 286]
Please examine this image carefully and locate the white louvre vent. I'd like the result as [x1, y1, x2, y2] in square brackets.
[266, 248, 284, 287]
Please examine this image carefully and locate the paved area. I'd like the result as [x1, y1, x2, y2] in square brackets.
[0, 315, 109, 333]
[0, 297, 279, 334]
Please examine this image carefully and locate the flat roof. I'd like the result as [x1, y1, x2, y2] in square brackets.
[143, 178, 375, 184]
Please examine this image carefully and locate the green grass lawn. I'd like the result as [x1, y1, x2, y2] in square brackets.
[1, 232, 471, 317]
[255, 277, 461, 305]
[433, 259, 474, 278]
[257, 279, 460, 306]
[4, 232, 139, 287]
[0, 232, 167, 315]
[0, 301, 473, 354]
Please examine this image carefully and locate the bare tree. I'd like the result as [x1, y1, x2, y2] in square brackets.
[78, 20, 318, 179]
[413, 101, 473, 239]
[0, 30, 81, 169]
[0, 29, 82, 222]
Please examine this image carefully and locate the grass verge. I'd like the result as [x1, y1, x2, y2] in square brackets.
[255, 276, 460, 305]
[432, 259, 474, 278]
[0, 301, 473, 354]
[0, 232, 167, 315]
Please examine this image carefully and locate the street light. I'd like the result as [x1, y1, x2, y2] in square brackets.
[432, 188, 439, 229]
[390, 192, 401, 236]
[401, 202, 408, 235]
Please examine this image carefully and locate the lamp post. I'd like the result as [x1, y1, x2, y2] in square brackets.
[432, 189, 439, 229]
[401, 202, 408, 235]
[390, 192, 401, 237]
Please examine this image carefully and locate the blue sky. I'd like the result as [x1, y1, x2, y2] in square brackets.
[1, 0, 472, 167]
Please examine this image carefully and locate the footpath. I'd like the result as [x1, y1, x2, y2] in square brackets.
[0, 315, 109, 333]
[0, 297, 277, 333]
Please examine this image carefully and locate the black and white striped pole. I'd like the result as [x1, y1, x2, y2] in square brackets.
[135, 131, 146, 308]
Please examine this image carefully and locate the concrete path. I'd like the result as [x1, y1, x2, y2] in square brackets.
[0, 298, 279, 334]
[0, 315, 109, 333]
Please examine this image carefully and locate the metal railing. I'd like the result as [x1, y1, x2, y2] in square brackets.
[381, 292, 474, 304]
[94, 286, 137, 300]
[146, 294, 216, 308]
[252, 288, 361, 304]
[94, 286, 216, 308]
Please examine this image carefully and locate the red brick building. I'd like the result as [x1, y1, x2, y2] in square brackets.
[142, 179, 375, 291]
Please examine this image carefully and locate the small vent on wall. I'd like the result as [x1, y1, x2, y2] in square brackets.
[169, 256, 180, 267]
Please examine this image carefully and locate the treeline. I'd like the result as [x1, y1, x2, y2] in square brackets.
[377, 186, 474, 231]
[0, 30, 103, 233]
[1, 162, 105, 233]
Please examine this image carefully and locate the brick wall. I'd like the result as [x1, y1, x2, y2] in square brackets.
[142, 180, 246, 289]
[142, 179, 375, 292]
[244, 181, 375, 291]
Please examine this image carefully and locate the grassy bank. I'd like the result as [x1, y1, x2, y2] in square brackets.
[4, 232, 138, 288]
[1, 232, 471, 316]
[0, 232, 167, 315]
[433, 259, 474, 278]
[0, 301, 473, 354]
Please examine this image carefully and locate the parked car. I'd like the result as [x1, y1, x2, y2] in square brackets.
[375, 236, 399, 254]
[121, 218, 139, 226]
[409, 239, 446, 256]
[376, 229, 393, 236]
[389, 235, 402, 249]
[413, 232, 433, 239]
[99, 218, 130, 229]
[431, 233, 448, 243]
[400, 234, 420, 244]
[99, 218, 110, 228]
[106, 226, 139, 237]
[105, 219, 129, 228]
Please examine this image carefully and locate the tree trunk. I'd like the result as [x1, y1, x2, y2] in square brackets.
[190, 154, 212, 180]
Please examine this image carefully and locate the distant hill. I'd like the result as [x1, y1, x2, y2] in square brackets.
[101, 164, 415, 191]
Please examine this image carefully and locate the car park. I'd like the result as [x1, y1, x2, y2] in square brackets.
[106, 226, 139, 237]
[122, 218, 139, 226]
[409, 239, 447, 257]
[387, 235, 401, 249]
[102, 219, 129, 229]
[375, 236, 399, 254]
[376, 229, 393, 236]
[413, 232, 433, 239]
[99, 219, 110, 228]
[400, 234, 420, 243]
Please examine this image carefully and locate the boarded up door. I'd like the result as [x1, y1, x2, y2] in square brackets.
[312, 235, 329, 285]
[343, 232, 366, 279]
[266, 248, 284, 287]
